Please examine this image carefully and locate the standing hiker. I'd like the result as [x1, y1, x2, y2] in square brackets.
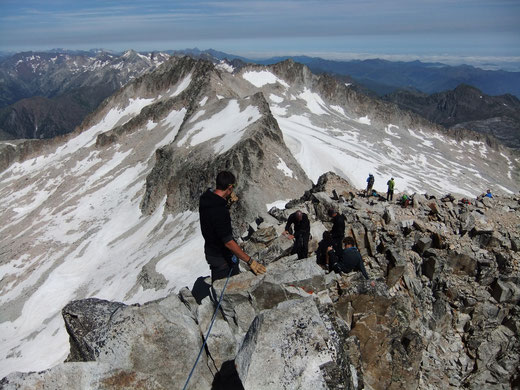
[386, 177, 395, 201]
[328, 208, 345, 255]
[366, 174, 375, 197]
[316, 231, 333, 271]
[199, 171, 266, 282]
[283, 210, 311, 259]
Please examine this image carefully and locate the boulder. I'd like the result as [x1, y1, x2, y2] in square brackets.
[250, 225, 277, 245]
[196, 297, 237, 370]
[481, 196, 494, 208]
[448, 252, 477, 277]
[383, 206, 396, 224]
[63, 298, 126, 362]
[415, 236, 432, 254]
[256, 234, 294, 264]
[10, 295, 213, 389]
[490, 279, 520, 303]
[0, 363, 165, 390]
[235, 298, 337, 389]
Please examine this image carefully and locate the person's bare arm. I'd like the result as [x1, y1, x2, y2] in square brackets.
[224, 240, 266, 275]
[224, 240, 251, 262]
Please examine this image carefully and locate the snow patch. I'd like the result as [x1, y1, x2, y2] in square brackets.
[277, 157, 294, 178]
[356, 116, 371, 125]
[269, 94, 284, 104]
[266, 199, 292, 211]
[177, 100, 261, 154]
[189, 110, 206, 123]
[384, 125, 400, 138]
[330, 105, 347, 117]
[170, 73, 192, 97]
[242, 70, 289, 88]
[298, 88, 328, 116]
[216, 61, 234, 73]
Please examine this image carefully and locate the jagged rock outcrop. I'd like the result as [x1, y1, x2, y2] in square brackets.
[137, 59, 312, 231]
[3, 172, 518, 389]
[384, 84, 520, 149]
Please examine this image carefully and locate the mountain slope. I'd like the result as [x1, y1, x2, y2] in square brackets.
[384, 84, 520, 149]
[0, 56, 310, 377]
[0, 57, 519, 378]
[0, 50, 170, 139]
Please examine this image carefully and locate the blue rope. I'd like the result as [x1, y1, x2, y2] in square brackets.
[182, 260, 236, 390]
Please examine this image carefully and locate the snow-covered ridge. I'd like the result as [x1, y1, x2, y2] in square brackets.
[178, 99, 262, 154]
[8, 50, 170, 76]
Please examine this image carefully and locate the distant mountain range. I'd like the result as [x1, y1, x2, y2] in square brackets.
[254, 56, 520, 98]
[1, 48, 519, 149]
[0, 50, 170, 139]
[384, 84, 520, 149]
[178, 49, 520, 98]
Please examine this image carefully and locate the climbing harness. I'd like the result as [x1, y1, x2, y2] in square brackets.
[182, 256, 237, 390]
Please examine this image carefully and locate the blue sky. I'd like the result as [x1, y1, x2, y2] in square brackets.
[1, 0, 519, 65]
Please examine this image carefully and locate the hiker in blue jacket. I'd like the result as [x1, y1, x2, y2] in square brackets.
[366, 174, 375, 197]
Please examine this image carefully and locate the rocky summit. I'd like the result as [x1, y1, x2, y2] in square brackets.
[2, 172, 519, 389]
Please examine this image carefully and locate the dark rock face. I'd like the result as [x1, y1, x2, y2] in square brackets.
[0, 50, 170, 140]
[2, 164, 519, 388]
[384, 84, 520, 149]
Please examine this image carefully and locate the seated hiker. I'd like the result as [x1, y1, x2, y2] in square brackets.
[400, 194, 410, 208]
[485, 189, 493, 198]
[316, 231, 333, 271]
[327, 236, 370, 279]
[282, 210, 310, 259]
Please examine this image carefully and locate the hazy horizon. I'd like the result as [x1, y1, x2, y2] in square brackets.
[1, 0, 519, 71]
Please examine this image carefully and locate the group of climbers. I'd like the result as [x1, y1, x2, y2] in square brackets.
[199, 171, 374, 283]
[199, 170, 495, 284]
[365, 173, 395, 202]
[316, 207, 371, 281]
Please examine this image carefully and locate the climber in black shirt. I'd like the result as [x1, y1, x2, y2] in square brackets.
[283, 210, 310, 259]
[328, 208, 345, 255]
[199, 171, 266, 281]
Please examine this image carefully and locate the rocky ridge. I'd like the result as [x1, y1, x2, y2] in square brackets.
[384, 84, 520, 149]
[2, 172, 519, 389]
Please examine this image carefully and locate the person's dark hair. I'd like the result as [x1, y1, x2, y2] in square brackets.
[216, 171, 236, 190]
[322, 231, 331, 240]
[343, 236, 355, 247]
[327, 208, 336, 217]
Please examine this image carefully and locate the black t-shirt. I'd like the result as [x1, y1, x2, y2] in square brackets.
[330, 214, 345, 240]
[199, 189, 234, 258]
[285, 212, 310, 237]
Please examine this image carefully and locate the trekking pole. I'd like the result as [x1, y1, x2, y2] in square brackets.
[181, 256, 237, 390]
